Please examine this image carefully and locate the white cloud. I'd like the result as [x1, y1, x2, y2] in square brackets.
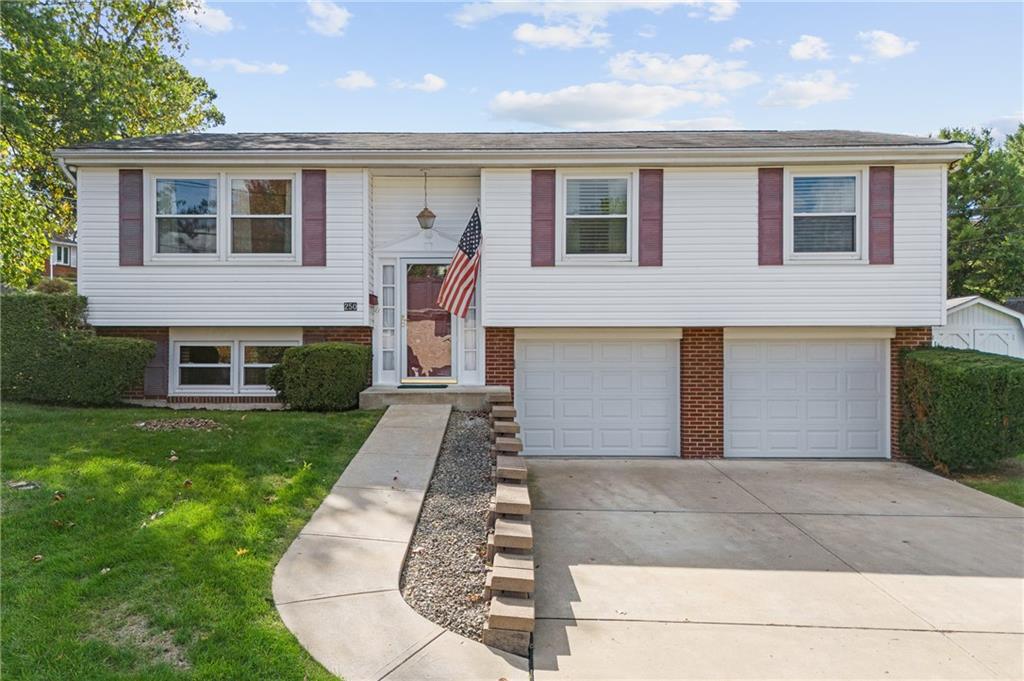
[637, 24, 657, 39]
[728, 37, 753, 52]
[192, 57, 288, 75]
[984, 113, 1024, 142]
[182, 0, 233, 33]
[306, 0, 351, 37]
[608, 50, 759, 90]
[759, 70, 852, 108]
[456, 2, 737, 49]
[454, 1, 738, 27]
[857, 30, 918, 59]
[789, 34, 831, 61]
[334, 70, 375, 89]
[848, 54, 864, 64]
[394, 73, 448, 92]
[513, 22, 609, 49]
[490, 82, 723, 129]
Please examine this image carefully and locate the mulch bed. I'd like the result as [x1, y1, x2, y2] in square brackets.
[134, 418, 223, 432]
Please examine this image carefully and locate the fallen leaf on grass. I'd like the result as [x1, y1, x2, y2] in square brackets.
[100, 567, 111, 575]
[263, 494, 278, 504]
[183, 479, 192, 488]
[235, 548, 249, 557]
[52, 491, 65, 502]
[32, 555, 43, 562]
[149, 511, 165, 521]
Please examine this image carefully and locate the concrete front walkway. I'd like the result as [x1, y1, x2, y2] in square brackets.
[273, 404, 528, 681]
[529, 459, 1024, 680]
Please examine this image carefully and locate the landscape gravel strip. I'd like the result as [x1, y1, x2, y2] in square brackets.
[400, 410, 492, 640]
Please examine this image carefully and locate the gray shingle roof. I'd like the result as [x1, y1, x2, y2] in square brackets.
[64, 130, 957, 152]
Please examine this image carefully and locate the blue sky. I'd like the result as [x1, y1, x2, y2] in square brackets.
[181, 1, 1023, 137]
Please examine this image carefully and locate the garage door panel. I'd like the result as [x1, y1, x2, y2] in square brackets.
[725, 338, 887, 459]
[517, 338, 678, 456]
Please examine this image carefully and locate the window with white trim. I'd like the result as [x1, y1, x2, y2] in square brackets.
[786, 170, 865, 261]
[53, 245, 71, 265]
[172, 340, 297, 394]
[230, 178, 294, 254]
[379, 265, 397, 372]
[562, 174, 632, 260]
[155, 178, 219, 254]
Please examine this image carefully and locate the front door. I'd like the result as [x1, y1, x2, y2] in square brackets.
[402, 263, 454, 382]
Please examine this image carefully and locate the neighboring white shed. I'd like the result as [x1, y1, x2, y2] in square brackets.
[933, 296, 1024, 358]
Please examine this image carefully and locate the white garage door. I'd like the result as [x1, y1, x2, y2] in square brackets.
[724, 338, 888, 458]
[517, 339, 678, 456]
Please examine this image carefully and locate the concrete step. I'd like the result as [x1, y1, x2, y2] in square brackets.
[487, 389, 513, 405]
[488, 596, 535, 632]
[481, 623, 530, 657]
[491, 405, 516, 420]
[494, 437, 523, 453]
[487, 564, 535, 594]
[494, 482, 531, 515]
[493, 551, 534, 572]
[493, 517, 533, 550]
[493, 420, 521, 434]
[495, 455, 528, 481]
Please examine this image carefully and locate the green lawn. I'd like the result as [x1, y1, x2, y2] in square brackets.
[1, 403, 382, 680]
[955, 452, 1024, 507]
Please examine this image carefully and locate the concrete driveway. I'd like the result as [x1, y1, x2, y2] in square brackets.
[529, 460, 1024, 680]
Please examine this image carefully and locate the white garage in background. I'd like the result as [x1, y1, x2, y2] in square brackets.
[516, 330, 679, 456]
[724, 329, 891, 459]
[933, 296, 1024, 359]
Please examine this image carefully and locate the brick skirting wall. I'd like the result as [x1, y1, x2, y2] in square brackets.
[302, 326, 373, 345]
[96, 327, 170, 398]
[680, 328, 725, 458]
[485, 327, 515, 398]
[890, 326, 933, 460]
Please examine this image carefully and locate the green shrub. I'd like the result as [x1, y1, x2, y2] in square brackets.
[1, 293, 154, 405]
[902, 347, 1024, 473]
[267, 342, 371, 411]
[34, 278, 74, 295]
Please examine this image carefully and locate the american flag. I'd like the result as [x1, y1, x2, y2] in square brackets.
[436, 207, 482, 318]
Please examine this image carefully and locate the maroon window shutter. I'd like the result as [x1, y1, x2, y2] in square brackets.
[302, 169, 327, 266]
[869, 166, 894, 264]
[119, 169, 144, 266]
[758, 168, 784, 266]
[638, 169, 663, 266]
[531, 169, 555, 266]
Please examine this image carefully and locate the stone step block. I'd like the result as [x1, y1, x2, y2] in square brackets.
[492, 517, 533, 550]
[491, 405, 516, 420]
[494, 482, 531, 515]
[493, 420, 521, 435]
[481, 623, 530, 657]
[487, 390, 513, 405]
[495, 455, 528, 481]
[487, 565, 535, 594]
[488, 596, 535, 632]
[494, 437, 523, 453]
[493, 551, 534, 572]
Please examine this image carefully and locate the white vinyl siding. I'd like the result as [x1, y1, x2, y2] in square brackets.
[370, 175, 480, 248]
[76, 168, 368, 326]
[480, 166, 946, 327]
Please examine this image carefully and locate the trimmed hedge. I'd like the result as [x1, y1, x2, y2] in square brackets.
[267, 342, 371, 411]
[902, 347, 1024, 473]
[1, 293, 154, 405]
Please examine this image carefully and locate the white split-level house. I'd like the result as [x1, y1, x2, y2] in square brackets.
[56, 131, 970, 459]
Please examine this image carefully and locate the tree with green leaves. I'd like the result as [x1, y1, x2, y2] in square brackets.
[1, 0, 224, 288]
[941, 125, 1024, 302]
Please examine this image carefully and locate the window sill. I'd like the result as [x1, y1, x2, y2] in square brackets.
[557, 257, 637, 267]
[145, 255, 301, 266]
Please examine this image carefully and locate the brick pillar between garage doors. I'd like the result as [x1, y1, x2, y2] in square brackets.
[680, 328, 725, 458]
[890, 327, 933, 460]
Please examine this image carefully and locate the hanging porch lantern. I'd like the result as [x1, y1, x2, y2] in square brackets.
[416, 170, 436, 230]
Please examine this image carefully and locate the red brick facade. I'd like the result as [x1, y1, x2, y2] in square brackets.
[302, 326, 373, 345]
[485, 327, 515, 398]
[680, 328, 725, 458]
[890, 326, 933, 460]
[96, 327, 169, 398]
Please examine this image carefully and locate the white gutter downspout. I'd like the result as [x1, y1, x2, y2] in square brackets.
[53, 155, 78, 279]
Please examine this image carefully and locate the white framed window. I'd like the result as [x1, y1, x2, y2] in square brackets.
[155, 177, 219, 255]
[171, 338, 298, 395]
[176, 344, 233, 391]
[146, 170, 301, 264]
[53, 245, 71, 265]
[558, 171, 637, 263]
[379, 264, 397, 373]
[229, 175, 296, 256]
[784, 168, 868, 263]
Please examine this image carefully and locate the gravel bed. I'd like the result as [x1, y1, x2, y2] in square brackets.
[400, 410, 492, 640]
[134, 418, 222, 432]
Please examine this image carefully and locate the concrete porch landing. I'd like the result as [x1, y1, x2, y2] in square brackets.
[272, 404, 528, 681]
[359, 385, 510, 411]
